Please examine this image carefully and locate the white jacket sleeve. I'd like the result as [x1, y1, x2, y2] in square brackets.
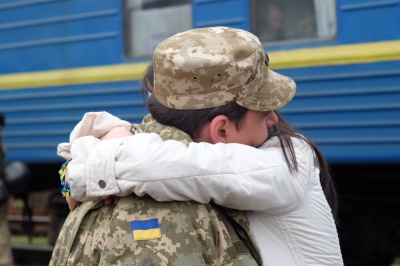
[68, 133, 312, 214]
[57, 111, 131, 160]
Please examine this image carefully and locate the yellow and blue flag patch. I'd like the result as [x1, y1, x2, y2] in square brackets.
[130, 218, 162, 241]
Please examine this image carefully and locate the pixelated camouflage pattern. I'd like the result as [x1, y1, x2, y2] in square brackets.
[129, 114, 191, 147]
[131, 116, 261, 263]
[0, 138, 13, 266]
[50, 196, 259, 266]
[153, 26, 296, 111]
[0, 205, 14, 266]
[50, 116, 261, 265]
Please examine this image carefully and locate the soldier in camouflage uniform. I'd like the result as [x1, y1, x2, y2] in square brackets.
[0, 113, 14, 266]
[52, 117, 261, 266]
[51, 27, 296, 265]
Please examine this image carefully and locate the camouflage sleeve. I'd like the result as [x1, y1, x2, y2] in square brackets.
[49, 201, 102, 266]
[0, 205, 14, 266]
[50, 194, 260, 266]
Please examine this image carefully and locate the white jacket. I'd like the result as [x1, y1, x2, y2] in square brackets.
[59, 112, 343, 266]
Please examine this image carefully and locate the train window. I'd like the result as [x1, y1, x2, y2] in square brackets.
[124, 0, 192, 58]
[254, 0, 336, 44]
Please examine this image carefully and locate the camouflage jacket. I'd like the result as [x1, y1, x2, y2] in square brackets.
[50, 115, 261, 266]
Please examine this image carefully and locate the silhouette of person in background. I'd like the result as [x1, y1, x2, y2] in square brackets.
[0, 113, 14, 266]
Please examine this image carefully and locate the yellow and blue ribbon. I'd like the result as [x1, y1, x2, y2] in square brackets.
[59, 158, 72, 197]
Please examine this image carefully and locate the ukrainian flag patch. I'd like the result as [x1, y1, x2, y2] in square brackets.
[130, 218, 162, 241]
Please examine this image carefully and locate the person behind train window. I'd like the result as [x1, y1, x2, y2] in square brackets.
[0, 113, 14, 266]
[258, 0, 286, 42]
[61, 27, 342, 265]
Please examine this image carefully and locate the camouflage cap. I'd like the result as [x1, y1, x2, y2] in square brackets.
[153, 26, 296, 111]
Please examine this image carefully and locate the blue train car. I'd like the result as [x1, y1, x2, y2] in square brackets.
[1, 0, 399, 264]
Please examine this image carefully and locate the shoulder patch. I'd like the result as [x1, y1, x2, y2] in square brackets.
[130, 218, 162, 241]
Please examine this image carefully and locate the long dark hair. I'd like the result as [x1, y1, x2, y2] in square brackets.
[269, 113, 338, 222]
[140, 63, 154, 108]
[141, 63, 338, 222]
[148, 95, 248, 140]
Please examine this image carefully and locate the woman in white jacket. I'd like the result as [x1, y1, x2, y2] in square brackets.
[61, 111, 342, 266]
[60, 64, 342, 265]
